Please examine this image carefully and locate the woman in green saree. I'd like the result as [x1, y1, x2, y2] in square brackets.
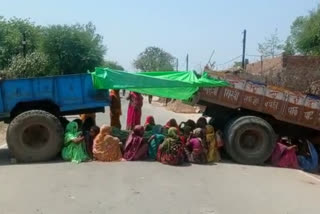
[62, 121, 89, 163]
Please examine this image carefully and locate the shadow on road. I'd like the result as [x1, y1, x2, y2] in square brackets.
[0, 148, 66, 166]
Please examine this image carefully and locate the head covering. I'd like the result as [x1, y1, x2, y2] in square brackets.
[183, 125, 192, 136]
[110, 89, 120, 96]
[193, 128, 203, 138]
[166, 119, 178, 128]
[196, 117, 207, 129]
[95, 125, 112, 143]
[152, 125, 163, 135]
[168, 127, 178, 139]
[206, 125, 215, 134]
[145, 116, 155, 126]
[66, 122, 78, 135]
[133, 125, 144, 137]
[186, 119, 196, 130]
[64, 122, 81, 145]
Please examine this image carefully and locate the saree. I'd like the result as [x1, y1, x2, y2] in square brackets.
[186, 128, 207, 164]
[148, 125, 165, 160]
[271, 142, 299, 169]
[144, 116, 155, 132]
[61, 122, 89, 163]
[124, 125, 148, 161]
[93, 125, 122, 162]
[297, 141, 318, 172]
[110, 90, 122, 129]
[157, 127, 184, 165]
[206, 125, 220, 162]
[126, 92, 143, 130]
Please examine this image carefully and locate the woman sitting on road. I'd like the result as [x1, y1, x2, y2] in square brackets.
[157, 127, 184, 165]
[93, 125, 123, 162]
[144, 116, 155, 132]
[296, 139, 318, 172]
[148, 125, 165, 160]
[271, 137, 299, 169]
[185, 128, 208, 164]
[123, 125, 148, 161]
[62, 121, 90, 163]
[164, 118, 180, 135]
[196, 117, 208, 129]
[206, 125, 220, 162]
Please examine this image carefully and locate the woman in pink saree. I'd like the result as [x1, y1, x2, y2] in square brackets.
[126, 92, 143, 130]
[271, 138, 299, 169]
[123, 125, 148, 161]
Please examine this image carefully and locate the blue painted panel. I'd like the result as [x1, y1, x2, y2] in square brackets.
[57, 75, 83, 105]
[0, 74, 109, 119]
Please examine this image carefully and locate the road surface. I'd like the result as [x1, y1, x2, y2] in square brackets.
[0, 97, 319, 214]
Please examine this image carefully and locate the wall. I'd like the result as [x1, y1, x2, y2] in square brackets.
[245, 56, 283, 75]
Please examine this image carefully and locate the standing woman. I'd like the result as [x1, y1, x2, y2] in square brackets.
[126, 91, 143, 130]
[110, 89, 122, 129]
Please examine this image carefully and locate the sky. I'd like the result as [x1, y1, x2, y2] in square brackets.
[0, 0, 319, 71]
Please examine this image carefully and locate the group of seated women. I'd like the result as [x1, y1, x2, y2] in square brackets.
[61, 116, 224, 165]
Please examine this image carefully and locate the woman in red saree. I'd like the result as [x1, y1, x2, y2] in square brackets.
[126, 92, 143, 130]
[123, 125, 148, 161]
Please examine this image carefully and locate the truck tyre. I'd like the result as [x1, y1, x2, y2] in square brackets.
[7, 110, 63, 162]
[224, 116, 276, 165]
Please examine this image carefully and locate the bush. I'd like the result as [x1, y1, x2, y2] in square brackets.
[0, 52, 57, 79]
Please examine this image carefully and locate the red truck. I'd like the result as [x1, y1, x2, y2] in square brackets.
[193, 71, 320, 165]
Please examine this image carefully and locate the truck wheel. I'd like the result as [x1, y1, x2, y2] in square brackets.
[7, 110, 63, 162]
[224, 116, 276, 165]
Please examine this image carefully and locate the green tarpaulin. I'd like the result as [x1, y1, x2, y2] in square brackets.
[91, 68, 229, 100]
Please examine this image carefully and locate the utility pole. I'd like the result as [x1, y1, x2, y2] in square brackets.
[176, 58, 179, 71]
[186, 54, 189, 71]
[22, 32, 27, 58]
[242, 29, 247, 70]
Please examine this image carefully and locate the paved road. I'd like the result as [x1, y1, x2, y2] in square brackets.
[0, 97, 320, 214]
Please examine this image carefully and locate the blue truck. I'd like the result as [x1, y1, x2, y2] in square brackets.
[0, 73, 109, 162]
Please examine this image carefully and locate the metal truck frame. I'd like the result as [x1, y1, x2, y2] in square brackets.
[195, 72, 320, 164]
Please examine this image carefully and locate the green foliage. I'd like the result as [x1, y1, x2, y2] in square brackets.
[0, 17, 41, 70]
[283, 37, 295, 56]
[0, 17, 106, 78]
[0, 51, 54, 79]
[258, 29, 283, 57]
[288, 9, 320, 55]
[233, 61, 242, 68]
[133, 46, 175, 71]
[103, 60, 124, 70]
[41, 22, 106, 75]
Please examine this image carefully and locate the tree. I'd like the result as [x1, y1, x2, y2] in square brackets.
[0, 17, 42, 70]
[233, 61, 242, 68]
[133, 46, 175, 71]
[0, 51, 54, 78]
[41, 22, 106, 75]
[258, 29, 283, 57]
[283, 36, 295, 56]
[287, 9, 320, 55]
[103, 60, 124, 70]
